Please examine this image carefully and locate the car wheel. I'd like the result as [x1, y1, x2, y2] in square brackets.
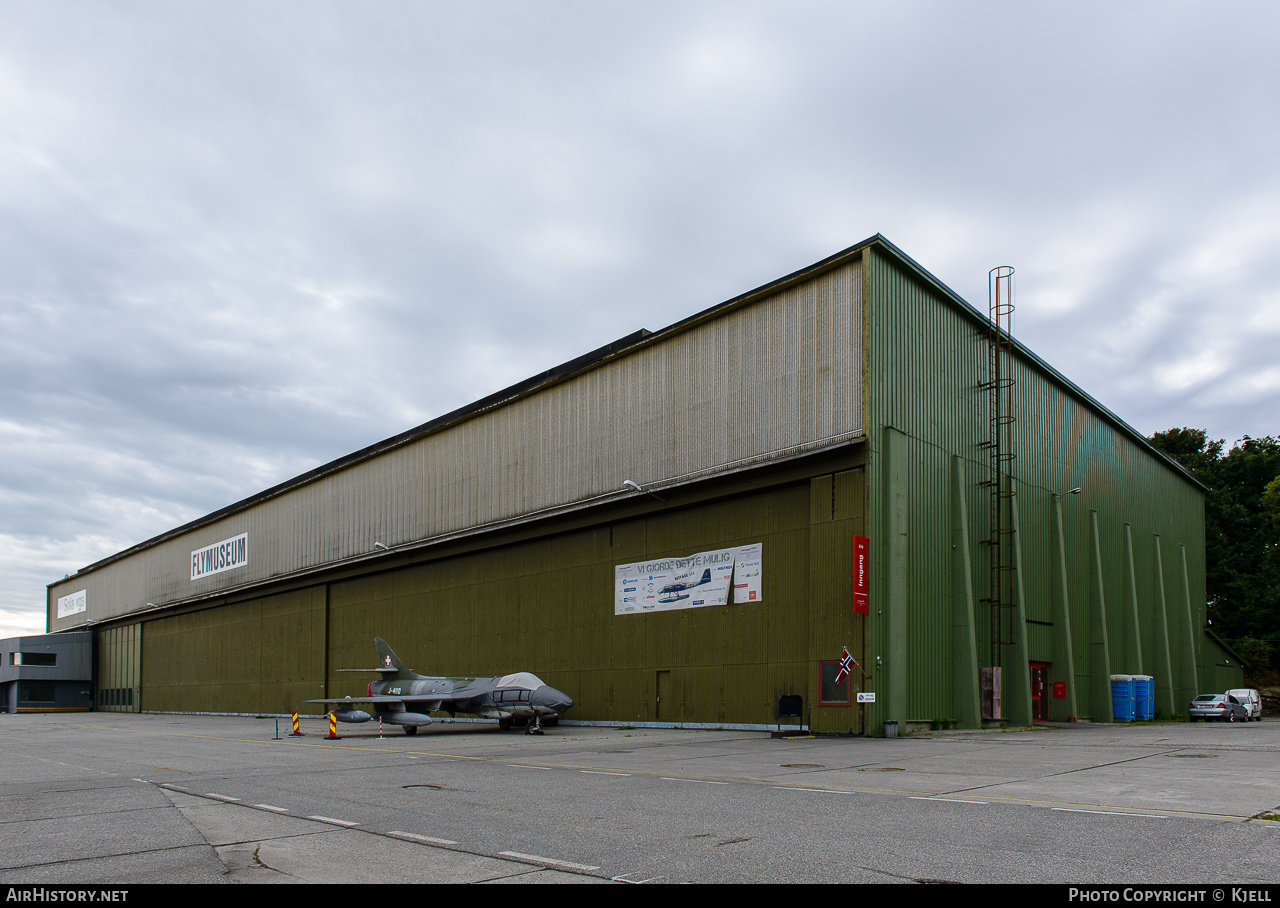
[1227, 712, 1235, 723]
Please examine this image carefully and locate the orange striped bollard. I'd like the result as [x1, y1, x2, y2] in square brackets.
[326, 711, 340, 740]
[289, 711, 304, 737]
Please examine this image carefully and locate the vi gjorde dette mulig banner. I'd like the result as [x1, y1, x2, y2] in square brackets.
[614, 543, 762, 615]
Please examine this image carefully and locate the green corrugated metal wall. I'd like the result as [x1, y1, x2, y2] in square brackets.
[95, 623, 141, 712]
[131, 464, 868, 730]
[324, 475, 866, 729]
[143, 587, 326, 714]
[864, 245, 1214, 730]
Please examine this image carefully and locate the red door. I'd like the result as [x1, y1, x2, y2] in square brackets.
[1029, 662, 1050, 721]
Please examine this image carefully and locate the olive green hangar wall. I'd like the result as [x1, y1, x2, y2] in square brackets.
[860, 240, 1212, 733]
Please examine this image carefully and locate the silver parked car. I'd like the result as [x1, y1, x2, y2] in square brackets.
[1226, 688, 1262, 721]
[1188, 693, 1248, 722]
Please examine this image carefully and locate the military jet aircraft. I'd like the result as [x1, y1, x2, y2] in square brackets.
[307, 638, 573, 735]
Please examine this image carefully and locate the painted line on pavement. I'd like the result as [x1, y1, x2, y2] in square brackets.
[388, 831, 459, 845]
[1052, 808, 1168, 818]
[662, 778, 728, 784]
[500, 851, 600, 871]
[307, 815, 360, 826]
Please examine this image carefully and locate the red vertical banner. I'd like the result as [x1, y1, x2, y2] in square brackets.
[853, 535, 869, 614]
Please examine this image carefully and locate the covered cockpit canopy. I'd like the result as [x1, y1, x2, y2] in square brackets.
[496, 671, 545, 690]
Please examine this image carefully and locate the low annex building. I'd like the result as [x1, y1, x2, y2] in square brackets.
[2, 632, 92, 713]
[45, 235, 1236, 733]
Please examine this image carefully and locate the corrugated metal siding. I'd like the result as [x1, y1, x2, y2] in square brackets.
[142, 587, 326, 714]
[50, 261, 863, 629]
[262, 469, 865, 728]
[94, 624, 140, 712]
[865, 245, 1206, 725]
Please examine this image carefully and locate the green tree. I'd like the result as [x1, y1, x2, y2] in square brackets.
[1149, 429, 1280, 680]
[1264, 475, 1280, 530]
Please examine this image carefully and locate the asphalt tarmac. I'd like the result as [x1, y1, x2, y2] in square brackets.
[2, 712, 1278, 885]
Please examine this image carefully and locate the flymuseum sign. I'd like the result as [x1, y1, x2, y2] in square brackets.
[190, 532, 249, 581]
[614, 543, 762, 615]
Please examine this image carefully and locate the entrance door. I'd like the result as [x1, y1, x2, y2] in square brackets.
[656, 671, 672, 722]
[1029, 662, 1050, 721]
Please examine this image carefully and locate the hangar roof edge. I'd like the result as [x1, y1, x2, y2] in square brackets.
[51, 234, 1203, 586]
[863, 237, 1209, 495]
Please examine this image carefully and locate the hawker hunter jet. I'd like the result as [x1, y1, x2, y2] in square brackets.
[307, 638, 573, 735]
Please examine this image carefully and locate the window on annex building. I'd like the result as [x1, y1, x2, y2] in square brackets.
[14, 652, 57, 666]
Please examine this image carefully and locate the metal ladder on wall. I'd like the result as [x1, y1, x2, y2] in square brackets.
[978, 266, 1017, 714]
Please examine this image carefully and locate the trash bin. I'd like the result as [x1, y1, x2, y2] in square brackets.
[884, 720, 898, 738]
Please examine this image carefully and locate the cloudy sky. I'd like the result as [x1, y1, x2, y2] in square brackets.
[3, 1, 1278, 637]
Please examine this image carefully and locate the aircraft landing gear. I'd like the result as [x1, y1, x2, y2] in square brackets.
[525, 716, 544, 736]
[404, 725, 418, 735]
[498, 718, 512, 731]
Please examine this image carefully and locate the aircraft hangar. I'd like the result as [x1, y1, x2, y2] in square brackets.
[44, 234, 1238, 734]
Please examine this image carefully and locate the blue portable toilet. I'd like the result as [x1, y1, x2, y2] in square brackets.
[1111, 675, 1135, 722]
[1132, 675, 1154, 720]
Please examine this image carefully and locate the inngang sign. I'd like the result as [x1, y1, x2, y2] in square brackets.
[853, 536, 869, 614]
[191, 533, 249, 581]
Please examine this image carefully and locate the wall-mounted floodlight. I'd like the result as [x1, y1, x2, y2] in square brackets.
[1054, 487, 1084, 501]
[373, 542, 390, 551]
[621, 479, 665, 502]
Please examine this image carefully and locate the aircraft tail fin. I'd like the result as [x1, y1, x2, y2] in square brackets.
[700, 568, 711, 585]
[374, 638, 417, 678]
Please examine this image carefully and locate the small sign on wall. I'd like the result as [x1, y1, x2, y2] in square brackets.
[57, 589, 87, 618]
[853, 536, 869, 614]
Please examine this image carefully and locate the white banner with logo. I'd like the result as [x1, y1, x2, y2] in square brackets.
[57, 589, 87, 618]
[614, 543, 762, 615]
[191, 533, 249, 581]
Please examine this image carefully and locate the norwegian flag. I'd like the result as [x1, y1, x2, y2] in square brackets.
[834, 647, 854, 685]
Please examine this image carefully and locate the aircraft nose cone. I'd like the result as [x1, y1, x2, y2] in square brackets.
[534, 686, 573, 713]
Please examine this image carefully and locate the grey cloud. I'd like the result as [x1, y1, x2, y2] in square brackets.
[1, 1, 1277, 635]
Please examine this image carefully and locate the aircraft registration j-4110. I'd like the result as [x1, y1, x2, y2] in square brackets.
[307, 638, 573, 735]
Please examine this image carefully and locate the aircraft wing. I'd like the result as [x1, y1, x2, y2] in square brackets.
[306, 695, 451, 709]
